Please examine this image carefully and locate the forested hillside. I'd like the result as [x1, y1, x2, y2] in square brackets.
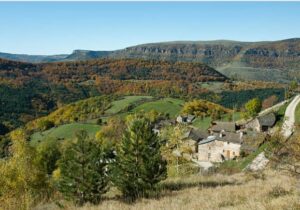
[0, 58, 226, 129]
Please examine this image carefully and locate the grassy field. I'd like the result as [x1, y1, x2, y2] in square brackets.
[105, 96, 153, 114]
[30, 96, 183, 146]
[217, 61, 290, 83]
[30, 123, 101, 146]
[36, 170, 299, 210]
[131, 98, 185, 117]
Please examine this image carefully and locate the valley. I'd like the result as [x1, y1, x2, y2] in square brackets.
[0, 40, 299, 210]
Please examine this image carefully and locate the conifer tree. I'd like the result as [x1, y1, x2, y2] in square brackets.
[57, 130, 109, 205]
[113, 117, 167, 201]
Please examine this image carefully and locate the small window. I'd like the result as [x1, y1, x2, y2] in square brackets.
[233, 152, 235, 156]
[227, 142, 230, 144]
[208, 153, 211, 159]
[208, 146, 211, 150]
[223, 150, 225, 153]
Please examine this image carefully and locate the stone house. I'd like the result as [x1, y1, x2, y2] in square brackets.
[182, 128, 208, 153]
[245, 112, 276, 132]
[198, 131, 243, 162]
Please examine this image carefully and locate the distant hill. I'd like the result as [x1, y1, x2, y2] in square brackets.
[1, 38, 299, 82]
[0, 52, 68, 63]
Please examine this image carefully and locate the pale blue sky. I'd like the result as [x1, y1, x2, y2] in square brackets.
[0, 2, 299, 55]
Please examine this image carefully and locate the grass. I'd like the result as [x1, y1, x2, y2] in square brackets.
[131, 98, 185, 117]
[198, 82, 225, 93]
[192, 117, 212, 130]
[105, 96, 153, 114]
[30, 123, 101, 146]
[295, 103, 300, 126]
[217, 61, 291, 83]
[36, 170, 299, 210]
[275, 101, 290, 127]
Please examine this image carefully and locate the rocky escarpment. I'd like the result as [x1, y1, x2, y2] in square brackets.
[117, 42, 244, 67]
[242, 39, 300, 69]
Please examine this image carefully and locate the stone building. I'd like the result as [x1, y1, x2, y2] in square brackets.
[245, 112, 276, 132]
[198, 131, 243, 162]
[182, 128, 208, 153]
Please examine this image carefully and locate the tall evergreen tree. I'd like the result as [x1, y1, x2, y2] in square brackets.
[57, 130, 109, 205]
[113, 117, 167, 201]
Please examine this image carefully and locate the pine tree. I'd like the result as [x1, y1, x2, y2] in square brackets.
[57, 130, 109, 205]
[113, 117, 167, 201]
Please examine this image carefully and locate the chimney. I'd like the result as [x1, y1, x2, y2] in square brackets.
[239, 131, 243, 140]
[219, 130, 225, 138]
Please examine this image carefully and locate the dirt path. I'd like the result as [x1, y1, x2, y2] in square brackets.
[281, 95, 300, 139]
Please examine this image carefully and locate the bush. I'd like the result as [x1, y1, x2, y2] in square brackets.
[244, 98, 262, 117]
[36, 138, 61, 175]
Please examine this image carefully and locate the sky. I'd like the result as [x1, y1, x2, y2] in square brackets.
[0, 2, 300, 55]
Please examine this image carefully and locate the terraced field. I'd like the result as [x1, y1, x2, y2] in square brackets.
[105, 96, 153, 114]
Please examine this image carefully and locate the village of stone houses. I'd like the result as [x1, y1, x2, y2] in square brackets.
[154, 96, 298, 171]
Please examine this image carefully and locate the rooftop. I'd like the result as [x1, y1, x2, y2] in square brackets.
[199, 131, 242, 145]
[209, 121, 237, 132]
[183, 128, 208, 142]
[257, 112, 276, 127]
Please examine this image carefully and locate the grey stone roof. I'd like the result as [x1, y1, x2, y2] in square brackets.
[199, 132, 242, 145]
[210, 121, 236, 132]
[216, 132, 242, 144]
[183, 128, 208, 142]
[257, 112, 276, 127]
